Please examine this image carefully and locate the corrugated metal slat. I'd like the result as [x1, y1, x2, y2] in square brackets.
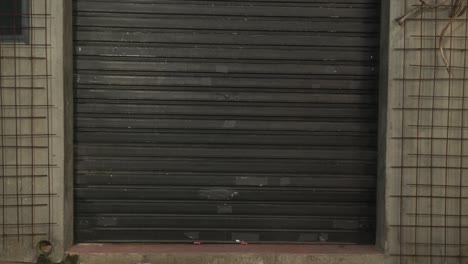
[73, 0, 379, 244]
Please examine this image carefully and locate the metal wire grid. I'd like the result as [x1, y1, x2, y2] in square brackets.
[0, 0, 54, 251]
[392, 1, 468, 263]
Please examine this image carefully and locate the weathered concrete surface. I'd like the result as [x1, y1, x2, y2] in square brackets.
[0, 0, 73, 262]
[382, 0, 468, 263]
[0, 262, 33, 264]
[69, 244, 386, 264]
[0, 0, 53, 261]
[0, 262, 32, 264]
[76, 253, 386, 264]
[50, 0, 74, 258]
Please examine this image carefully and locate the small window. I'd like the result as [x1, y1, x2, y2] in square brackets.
[0, 0, 29, 43]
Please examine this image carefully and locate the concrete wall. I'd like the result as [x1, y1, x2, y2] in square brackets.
[0, 0, 72, 262]
[1, 0, 467, 263]
[383, 1, 468, 263]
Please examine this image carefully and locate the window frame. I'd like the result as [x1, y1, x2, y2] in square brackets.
[0, 0, 30, 43]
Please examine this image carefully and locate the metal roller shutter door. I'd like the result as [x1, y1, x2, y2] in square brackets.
[73, 0, 379, 243]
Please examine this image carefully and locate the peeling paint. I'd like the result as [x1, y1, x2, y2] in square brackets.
[198, 188, 238, 200]
[235, 176, 268, 186]
[319, 233, 329, 242]
[97, 217, 117, 227]
[232, 232, 260, 241]
[184, 232, 199, 240]
[223, 120, 237, 128]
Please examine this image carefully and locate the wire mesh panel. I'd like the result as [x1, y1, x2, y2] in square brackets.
[390, 1, 468, 263]
[0, 0, 54, 261]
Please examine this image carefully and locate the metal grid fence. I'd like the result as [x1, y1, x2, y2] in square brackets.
[0, 0, 54, 258]
[393, 1, 468, 263]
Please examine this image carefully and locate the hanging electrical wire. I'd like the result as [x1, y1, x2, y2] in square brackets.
[396, 0, 450, 25]
[397, 0, 468, 73]
[440, 0, 468, 73]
